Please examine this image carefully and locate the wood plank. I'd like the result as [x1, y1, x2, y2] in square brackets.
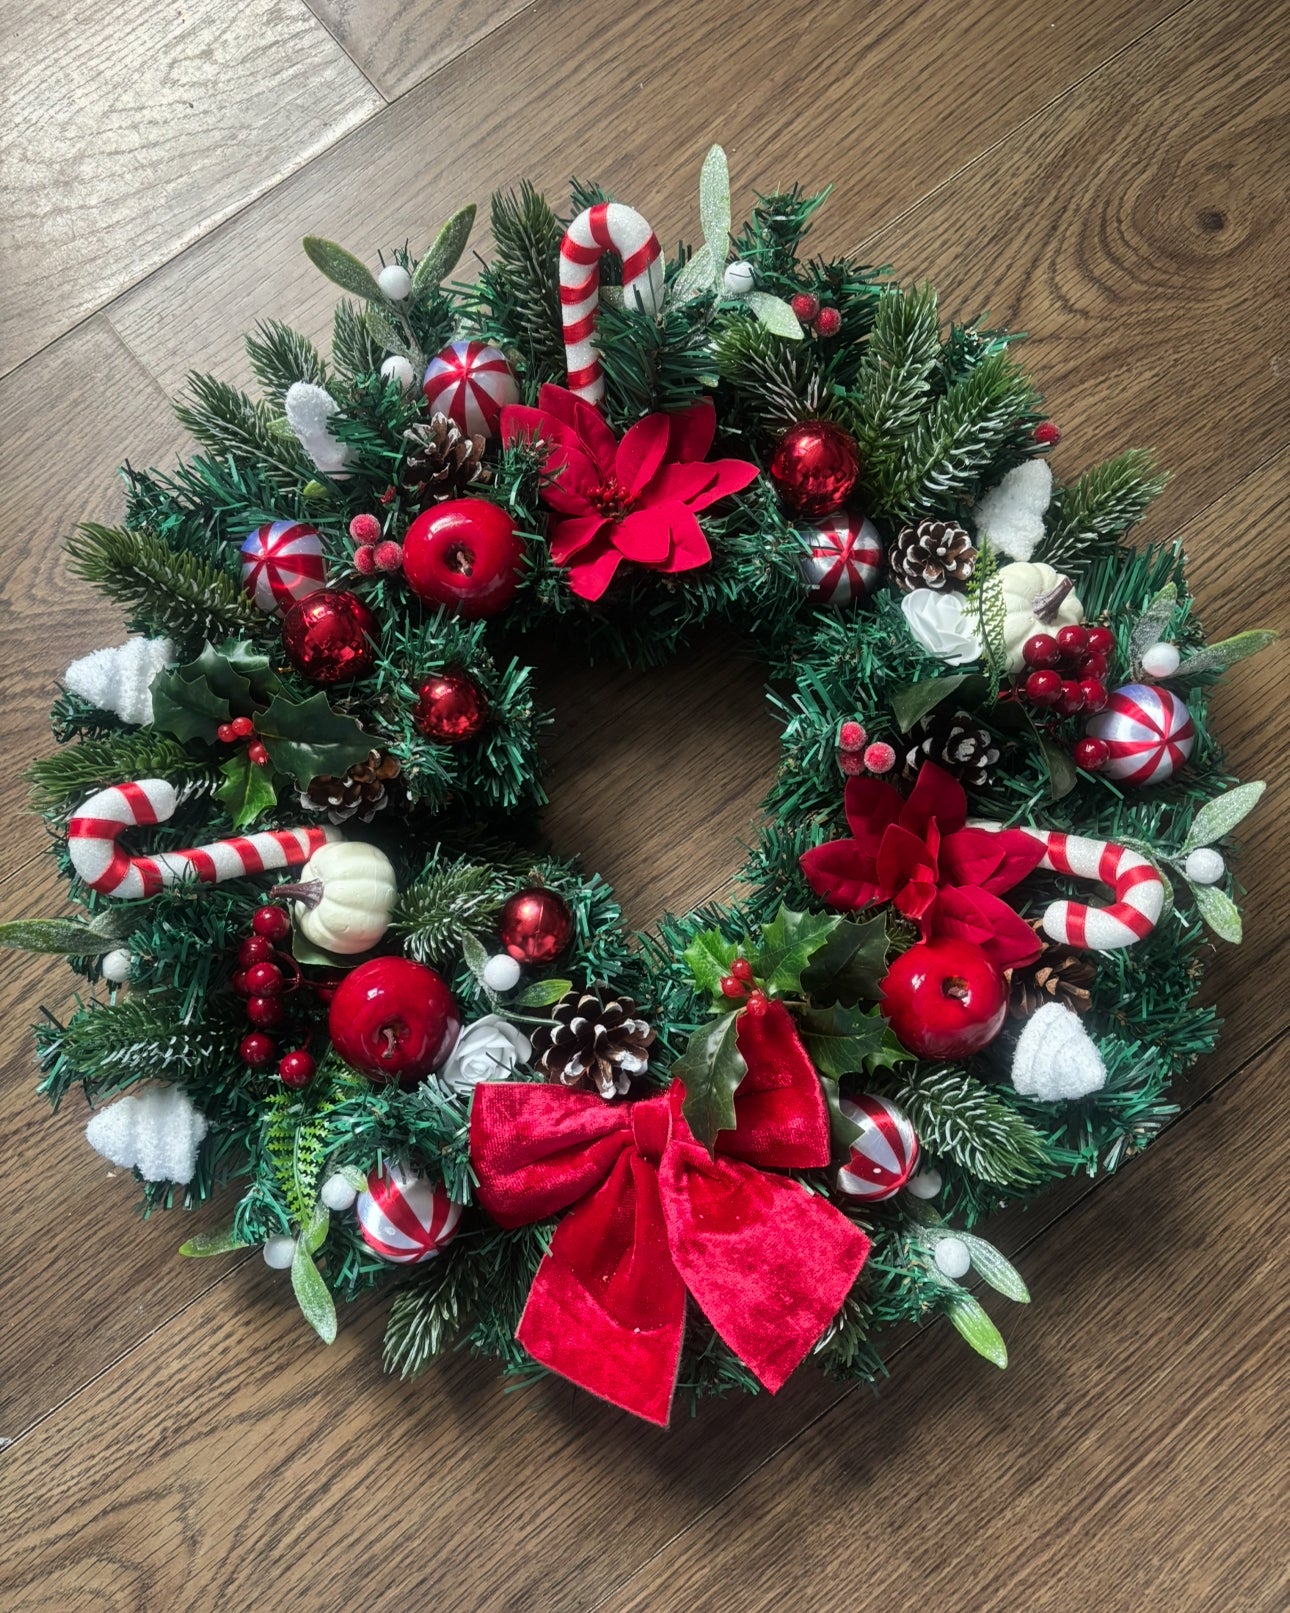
[596, 1039, 1290, 1613]
[107, 0, 1182, 395]
[306, 0, 537, 100]
[0, 0, 380, 375]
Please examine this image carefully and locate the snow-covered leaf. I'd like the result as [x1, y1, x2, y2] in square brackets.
[698, 144, 731, 266]
[669, 243, 716, 306]
[514, 977, 573, 1007]
[292, 1243, 338, 1343]
[1176, 629, 1277, 678]
[745, 291, 804, 340]
[956, 1233, 1031, 1302]
[179, 1226, 248, 1258]
[303, 236, 383, 303]
[412, 204, 476, 294]
[947, 1293, 1008, 1367]
[1190, 882, 1243, 943]
[1130, 583, 1178, 662]
[1180, 781, 1266, 852]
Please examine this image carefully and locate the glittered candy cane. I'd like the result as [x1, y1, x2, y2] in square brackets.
[68, 780, 338, 899]
[560, 203, 665, 402]
[1019, 828, 1165, 951]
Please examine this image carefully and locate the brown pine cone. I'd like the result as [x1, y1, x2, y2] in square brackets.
[530, 987, 656, 1100]
[891, 518, 977, 592]
[402, 413, 491, 506]
[300, 750, 402, 824]
[903, 709, 1001, 790]
[1008, 925, 1097, 1018]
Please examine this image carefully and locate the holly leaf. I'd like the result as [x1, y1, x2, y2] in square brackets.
[676, 1011, 747, 1154]
[1180, 781, 1266, 853]
[889, 674, 970, 734]
[514, 977, 573, 1007]
[946, 1293, 1008, 1368]
[1176, 629, 1278, 678]
[753, 904, 840, 995]
[412, 203, 477, 294]
[256, 691, 379, 788]
[745, 291, 804, 340]
[1190, 882, 1243, 943]
[149, 662, 232, 743]
[698, 144, 730, 267]
[818, 1073, 863, 1152]
[796, 1003, 890, 1080]
[801, 913, 889, 1006]
[954, 1232, 1030, 1303]
[179, 1226, 248, 1257]
[303, 236, 383, 303]
[216, 750, 279, 829]
[682, 927, 739, 1000]
[187, 643, 257, 713]
[291, 1242, 338, 1344]
[219, 640, 286, 701]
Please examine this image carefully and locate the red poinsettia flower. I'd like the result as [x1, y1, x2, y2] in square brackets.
[800, 761, 1046, 971]
[500, 385, 759, 601]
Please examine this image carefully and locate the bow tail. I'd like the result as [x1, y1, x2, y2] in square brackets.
[515, 1151, 687, 1426]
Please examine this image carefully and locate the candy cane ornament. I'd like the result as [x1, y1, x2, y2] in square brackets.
[1019, 828, 1165, 952]
[559, 203, 665, 402]
[68, 780, 338, 899]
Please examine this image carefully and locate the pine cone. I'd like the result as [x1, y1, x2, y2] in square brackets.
[401, 413, 491, 506]
[530, 987, 656, 1100]
[891, 518, 976, 592]
[902, 709, 1000, 790]
[300, 750, 402, 824]
[1008, 925, 1097, 1019]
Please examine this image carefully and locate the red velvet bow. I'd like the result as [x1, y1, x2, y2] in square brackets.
[470, 999, 871, 1426]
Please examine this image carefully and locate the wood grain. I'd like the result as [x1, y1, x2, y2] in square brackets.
[306, 0, 538, 100]
[0, 0, 380, 375]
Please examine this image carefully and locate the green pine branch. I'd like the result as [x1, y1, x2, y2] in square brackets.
[331, 299, 385, 382]
[36, 998, 243, 1108]
[65, 524, 264, 644]
[1040, 450, 1170, 574]
[847, 283, 942, 469]
[394, 857, 509, 968]
[27, 732, 219, 814]
[896, 1066, 1054, 1189]
[245, 320, 328, 402]
[174, 374, 310, 490]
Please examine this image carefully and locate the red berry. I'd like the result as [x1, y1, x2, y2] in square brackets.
[353, 544, 378, 575]
[814, 306, 842, 337]
[1056, 680, 1086, 717]
[1074, 737, 1111, 772]
[1080, 650, 1109, 680]
[790, 292, 820, 323]
[839, 752, 866, 776]
[349, 512, 381, 547]
[1055, 624, 1088, 658]
[838, 719, 866, 753]
[228, 715, 252, 739]
[1034, 421, 1062, 446]
[730, 958, 755, 984]
[720, 974, 746, 1000]
[252, 905, 291, 942]
[1079, 677, 1108, 713]
[743, 989, 769, 1015]
[231, 968, 251, 996]
[238, 935, 275, 967]
[247, 740, 270, 767]
[1024, 669, 1063, 707]
[278, 1049, 316, 1089]
[245, 960, 284, 996]
[1086, 625, 1116, 656]
[239, 1031, 276, 1067]
[215, 722, 236, 744]
[246, 995, 284, 1029]
[373, 540, 403, 572]
[1022, 633, 1061, 669]
[863, 741, 896, 775]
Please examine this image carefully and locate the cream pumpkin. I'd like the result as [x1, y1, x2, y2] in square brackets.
[997, 562, 1085, 672]
[281, 841, 398, 955]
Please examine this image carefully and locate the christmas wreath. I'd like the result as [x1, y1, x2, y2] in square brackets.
[6, 149, 1274, 1427]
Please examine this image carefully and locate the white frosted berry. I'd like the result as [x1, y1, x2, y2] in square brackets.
[481, 953, 522, 993]
[934, 1237, 971, 1280]
[380, 354, 416, 391]
[263, 1235, 297, 1270]
[1141, 641, 1181, 679]
[377, 264, 412, 300]
[906, 1167, 943, 1200]
[722, 260, 755, 296]
[1184, 847, 1225, 885]
[320, 1172, 358, 1212]
[101, 947, 133, 983]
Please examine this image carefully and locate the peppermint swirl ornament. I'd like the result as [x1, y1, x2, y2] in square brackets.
[835, 1094, 920, 1201]
[799, 511, 883, 605]
[1085, 683, 1195, 785]
[422, 340, 519, 437]
[240, 521, 327, 613]
[355, 1161, 462, 1264]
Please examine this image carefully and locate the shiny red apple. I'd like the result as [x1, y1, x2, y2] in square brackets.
[879, 938, 1007, 1059]
[401, 498, 524, 618]
[328, 957, 460, 1085]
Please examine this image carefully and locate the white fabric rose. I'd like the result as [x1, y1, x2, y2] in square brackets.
[900, 588, 984, 666]
[438, 1014, 532, 1092]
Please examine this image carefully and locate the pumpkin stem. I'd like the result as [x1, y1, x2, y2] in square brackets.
[271, 878, 324, 910]
[1031, 575, 1074, 622]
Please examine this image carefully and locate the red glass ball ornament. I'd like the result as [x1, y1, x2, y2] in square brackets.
[244, 960, 284, 996]
[879, 938, 1007, 1059]
[278, 1049, 316, 1090]
[1024, 669, 1063, 707]
[413, 670, 488, 744]
[402, 499, 524, 619]
[246, 994, 284, 1029]
[498, 887, 573, 965]
[240, 1031, 276, 1067]
[1075, 736, 1111, 772]
[768, 421, 861, 517]
[281, 589, 377, 685]
[1022, 633, 1061, 669]
[253, 905, 292, 942]
[328, 957, 460, 1086]
[238, 935, 275, 967]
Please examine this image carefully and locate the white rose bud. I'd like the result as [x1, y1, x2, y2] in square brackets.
[900, 588, 984, 666]
[439, 1014, 532, 1092]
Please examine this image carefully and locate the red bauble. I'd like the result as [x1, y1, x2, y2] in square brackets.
[769, 421, 860, 517]
[281, 589, 377, 685]
[401, 499, 524, 619]
[327, 957, 460, 1086]
[879, 939, 1007, 1059]
[413, 670, 488, 743]
[498, 887, 573, 965]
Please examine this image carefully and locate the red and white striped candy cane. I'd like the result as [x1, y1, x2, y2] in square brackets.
[68, 780, 337, 899]
[559, 202, 665, 403]
[1019, 828, 1165, 951]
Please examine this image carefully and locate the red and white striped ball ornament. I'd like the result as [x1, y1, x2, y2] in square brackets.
[1084, 682, 1195, 786]
[836, 1094, 920, 1202]
[356, 1160, 463, 1264]
[239, 521, 327, 613]
[422, 340, 519, 438]
[799, 511, 883, 606]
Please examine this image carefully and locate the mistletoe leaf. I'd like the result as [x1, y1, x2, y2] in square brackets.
[1129, 583, 1178, 662]
[514, 977, 573, 1007]
[889, 673, 970, 733]
[1176, 629, 1277, 678]
[216, 750, 279, 830]
[301, 1203, 330, 1257]
[412, 203, 477, 293]
[256, 691, 380, 789]
[179, 1226, 248, 1257]
[698, 144, 731, 266]
[363, 305, 415, 361]
[0, 917, 124, 955]
[754, 904, 840, 995]
[291, 1242, 338, 1344]
[955, 1232, 1030, 1303]
[745, 291, 804, 340]
[676, 1011, 747, 1154]
[669, 243, 717, 306]
[801, 913, 889, 1006]
[1180, 781, 1266, 852]
[946, 1293, 1008, 1367]
[303, 236, 383, 303]
[149, 663, 232, 744]
[461, 931, 490, 980]
[682, 927, 739, 1001]
[796, 1003, 890, 1080]
[1190, 882, 1243, 943]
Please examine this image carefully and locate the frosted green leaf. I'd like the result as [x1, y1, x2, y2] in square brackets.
[292, 1243, 338, 1344]
[302, 1204, 330, 1256]
[412, 204, 476, 294]
[179, 1226, 248, 1257]
[1180, 781, 1266, 852]
[947, 1293, 1008, 1367]
[1130, 583, 1178, 661]
[955, 1233, 1031, 1302]
[514, 977, 573, 1007]
[669, 243, 716, 306]
[1190, 882, 1243, 943]
[1176, 630, 1277, 678]
[303, 236, 383, 303]
[745, 291, 804, 340]
[461, 931, 490, 980]
[698, 144, 731, 266]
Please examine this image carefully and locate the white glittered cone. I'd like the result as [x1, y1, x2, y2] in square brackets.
[1010, 1002, 1108, 1102]
[85, 1085, 209, 1183]
[64, 636, 177, 725]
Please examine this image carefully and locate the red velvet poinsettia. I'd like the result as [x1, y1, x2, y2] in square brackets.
[800, 761, 1046, 970]
[500, 386, 759, 601]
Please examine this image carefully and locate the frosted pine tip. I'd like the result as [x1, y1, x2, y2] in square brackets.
[863, 742, 896, 775]
[349, 512, 382, 546]
[838, 719, 867, 753]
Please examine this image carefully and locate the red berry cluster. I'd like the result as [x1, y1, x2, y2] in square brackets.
[1018, 624, 1116, 772]
[719, 957, 757, 1000]
[234, 904, 316, 1088]
[790, 292, 841, 338]
[215, 714, 270, 768]
[349, 512, 402, 575]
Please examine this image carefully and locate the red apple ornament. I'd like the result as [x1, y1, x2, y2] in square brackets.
[401, 499, 524, 619]
[879, 938, 1007, 1059]
[328, 957, 460, 1086]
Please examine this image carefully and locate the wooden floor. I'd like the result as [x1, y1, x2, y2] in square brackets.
[1, 2, 1287, 1607]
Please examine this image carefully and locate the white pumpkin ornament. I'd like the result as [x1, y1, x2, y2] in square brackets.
[997, 562, 1085, 673]
[274, 842, 397, 954]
